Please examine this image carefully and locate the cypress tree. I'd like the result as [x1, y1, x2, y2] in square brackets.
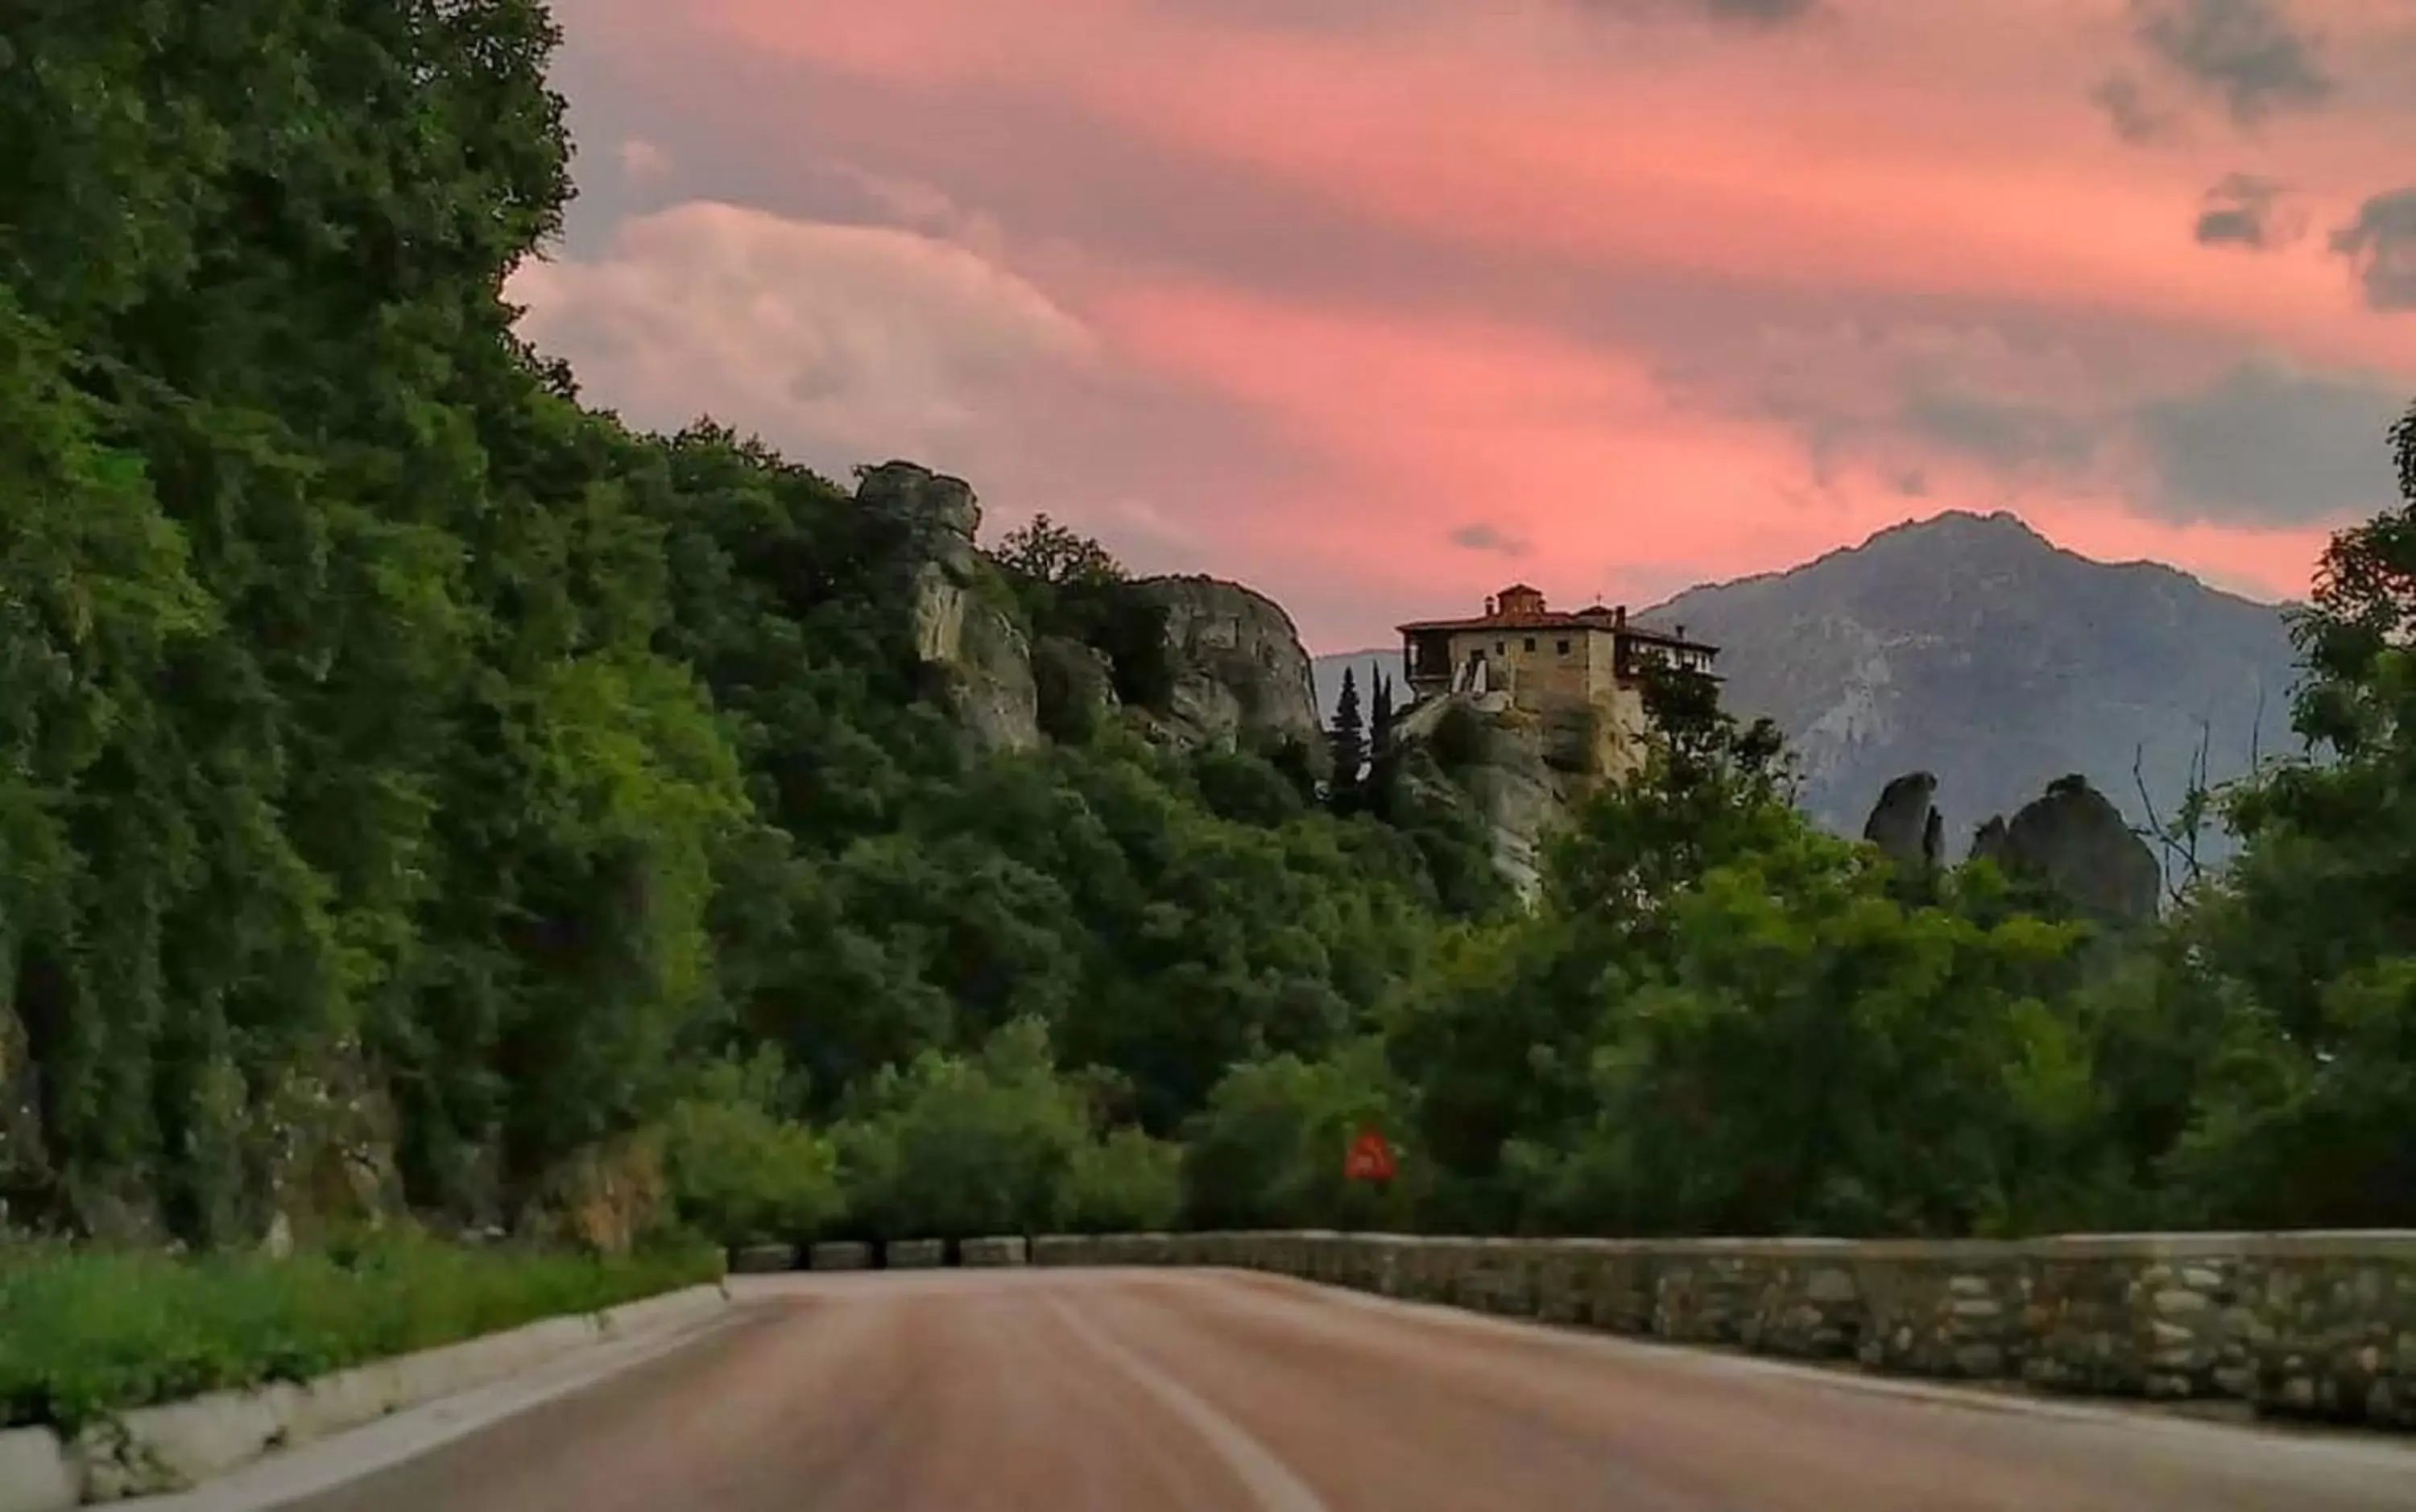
[1330, 667, 1366, 788]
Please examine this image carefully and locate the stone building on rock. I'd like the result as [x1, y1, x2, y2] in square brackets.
[1394, 584, 1719, 782]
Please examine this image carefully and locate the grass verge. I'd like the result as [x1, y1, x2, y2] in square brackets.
[0, 1231, 723, 1434]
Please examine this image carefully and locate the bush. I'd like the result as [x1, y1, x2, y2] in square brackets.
[1180, 1039, 1422, 1231]
[661, 1098, 846, 1247]
[1064, 1128, 1184, 1233]
[831, 1019, 1090, 1239]
[0, 1232, 721, 1433]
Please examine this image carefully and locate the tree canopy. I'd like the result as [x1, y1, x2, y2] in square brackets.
[3, 1, 2413, 1250]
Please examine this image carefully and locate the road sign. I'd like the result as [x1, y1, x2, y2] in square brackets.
[1343, 1126, 1395, 1183]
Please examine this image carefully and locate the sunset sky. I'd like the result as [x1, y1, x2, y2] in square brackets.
[515, 0, 2416, 653]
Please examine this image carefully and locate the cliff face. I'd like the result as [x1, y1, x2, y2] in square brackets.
[861, 467, 1323, 768]
[858, 461, 1043, 754]
[1125, 574, 1325, 758]
[1383, 694, 1602, 902]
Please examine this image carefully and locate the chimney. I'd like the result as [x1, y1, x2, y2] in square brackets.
[1613, 605, 1627, 628]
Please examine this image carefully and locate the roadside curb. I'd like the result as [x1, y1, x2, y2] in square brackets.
[0, 1283, 734, 1510]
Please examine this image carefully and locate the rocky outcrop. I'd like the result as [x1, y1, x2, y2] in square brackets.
[1388, 696, 1585, 903]
[856, 461, 1040, 754]
[1971, 774, 2162, 929]
[1127, 575, 1323, 760]
[1031, 634, 1119, 746]
[1861, 771, 1943, 875]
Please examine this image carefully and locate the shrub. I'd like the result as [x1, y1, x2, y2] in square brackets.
[1064, 1128, 1184, 1233]
[661, 1098, 846, 1247]
[831, 1019, 1090, 1239]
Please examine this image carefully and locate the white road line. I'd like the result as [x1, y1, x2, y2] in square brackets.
[1043, 1295, 1334, 1512]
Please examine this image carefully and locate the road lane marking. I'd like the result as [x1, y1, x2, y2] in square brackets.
[1043, 1295, 1334, 1512]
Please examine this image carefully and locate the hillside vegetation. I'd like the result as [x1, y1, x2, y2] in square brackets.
[2, 2, 2414, 1260]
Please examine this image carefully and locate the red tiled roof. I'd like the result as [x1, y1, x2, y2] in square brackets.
[1394, 609, 1715, 652]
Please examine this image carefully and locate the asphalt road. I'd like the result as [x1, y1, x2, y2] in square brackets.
[266, 1269, 2416, 1512]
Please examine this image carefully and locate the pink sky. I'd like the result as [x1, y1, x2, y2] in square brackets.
[514, 0, 2416, 652]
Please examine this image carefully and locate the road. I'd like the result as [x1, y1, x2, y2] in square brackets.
[259, 1269, 2414, 1512]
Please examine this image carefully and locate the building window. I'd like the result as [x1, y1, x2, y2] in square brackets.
[1523, 637, 1537, 651]
[1495, 641, 1505, 654]
[1555, 638, 1570, 655]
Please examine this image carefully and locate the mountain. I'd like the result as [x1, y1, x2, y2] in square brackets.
[1309, 650, 1406, 730]
[1314, 510, 2303, 854]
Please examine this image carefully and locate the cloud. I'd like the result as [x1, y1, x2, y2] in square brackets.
[1573, 0, 1819, 23]
[1697, 0, 1817, 19]
[1903, 389, 2098, 470]
[2129, 0, 2334, 128]
[1449, 523, 1533, 556]
[617, 138, 672, 183]
[2090, 72, 2182, 145]
[545, 0, 2416, 635]
[2130, 357, 2406, 524]
[2329, 188, 2416, 312]
[508, 200, 1095, 470]
[2193, 172, 2299, 250]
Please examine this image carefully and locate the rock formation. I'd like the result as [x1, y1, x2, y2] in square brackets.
[1970, 774, 2162, 929]
[1861, 770, 1944, 875]
[856, 461, 1040, 754]
[1127, 575, 1324, 759]
[1030, 633, 1121, 745]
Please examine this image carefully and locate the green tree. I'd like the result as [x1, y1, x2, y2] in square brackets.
[1328, 667, 1365, 795]
[997, 513, 1123, 589]
[1180, 1040, 1422, 1231]
[2141, 398, 2416, 1226]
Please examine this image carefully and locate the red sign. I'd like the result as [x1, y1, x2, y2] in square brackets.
[1343, 1126, 1396, 1183]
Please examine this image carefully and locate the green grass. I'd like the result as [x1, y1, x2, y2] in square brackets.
[0, 1232, 724, 1434]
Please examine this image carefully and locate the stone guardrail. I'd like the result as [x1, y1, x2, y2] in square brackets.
[958, 1236, 1028, 1267]
[884, 1238, 945, 1270]
[0, 1283, 734, 1511]
[1027, 1230, 2416, 1430]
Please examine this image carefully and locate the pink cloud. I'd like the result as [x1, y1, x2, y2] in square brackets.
[664, 0, 2414, 367]
[1093, 277, 2335, 625]
[511, 200, 1096, 473]
[537, 0, 2416, 649]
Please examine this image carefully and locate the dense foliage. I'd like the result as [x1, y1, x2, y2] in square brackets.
[2, 2, 2413, 1262]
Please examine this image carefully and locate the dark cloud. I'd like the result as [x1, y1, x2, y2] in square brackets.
[1573, 0, 1819, 26]
[2090, 72, 2181, 145]
[1902, 390, 2098, 470]
[2193, 172, 2298, 250]
[1694, 0, 1818, 22]
[2132, 358, 2405, 524]
[2329, 188, 2416, 312]
[1449, 523, 1533, 556]
[2129, 0, 2334, 128]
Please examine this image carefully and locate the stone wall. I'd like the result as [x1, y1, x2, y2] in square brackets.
[1027, 1230, 2416, 1430]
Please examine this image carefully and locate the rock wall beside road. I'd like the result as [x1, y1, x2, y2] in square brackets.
[1027, 1230, 2416, 1430]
